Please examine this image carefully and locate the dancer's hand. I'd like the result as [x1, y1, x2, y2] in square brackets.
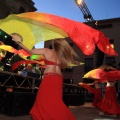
[79, 82, 83, 85]
[11, 34, 22, 44]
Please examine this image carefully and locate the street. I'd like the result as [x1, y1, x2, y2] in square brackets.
[0, 102, 120, 120]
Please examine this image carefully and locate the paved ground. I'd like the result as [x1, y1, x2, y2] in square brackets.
[0, 102, 120, 120]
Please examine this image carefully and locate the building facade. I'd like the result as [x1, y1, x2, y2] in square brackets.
[0, 0, 37, 19]
[0, 0, 37, 70]
[45, 17, 120, 91]
[96, 18, 120, 91]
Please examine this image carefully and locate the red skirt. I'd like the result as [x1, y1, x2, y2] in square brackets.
[97, 86, 120, 115]
[30, 74, 76, 120]
[80, 84, 102, 107]
[92, 88, 102, 107]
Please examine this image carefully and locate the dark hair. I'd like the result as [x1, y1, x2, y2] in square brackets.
[99, 65, 117, 72]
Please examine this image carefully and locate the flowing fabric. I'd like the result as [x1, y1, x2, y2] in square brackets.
[18, 49, 31, 59]
[83, 69, 120, 82]
[92, 88, 102, 107]
[17, 12, 118, 56]
[0, 44, 18, 54]
[83, 69, 105, 80]
[30, 75, 76, 120]
[104, 71, 120, 81]
[0, 14, 68, 50]
[0, 12, 118, 55]
[12, 59, 45, 71]
[80, 83, 102, 107]
[97, 86, 120, 115]
[0, 44, 31, 59]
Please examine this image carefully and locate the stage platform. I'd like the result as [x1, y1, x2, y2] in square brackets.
[0, 71, 85, 116]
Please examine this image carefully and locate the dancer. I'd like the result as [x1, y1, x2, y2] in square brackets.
[98, 81, 120, 117]
[12, 34, 78, 120]
[97, 65, 120, 117]
[79, 82, 102, 108]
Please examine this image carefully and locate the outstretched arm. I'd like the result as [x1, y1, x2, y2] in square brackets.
[11, 34, 32, 54]
[79, 82, 96, 94]
[11, 34, 47, 55]
[17, 40, 33, 54]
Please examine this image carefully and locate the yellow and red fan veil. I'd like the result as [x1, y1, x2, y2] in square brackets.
[0, 14, 68, 50]
[83, 68, 105, 80]
[83, 68, 120, 82]
[0, 41, 19, 60]
[17, 12, 118, 56]
[12, 59, 45, 71]
[0, 12, 118, 56]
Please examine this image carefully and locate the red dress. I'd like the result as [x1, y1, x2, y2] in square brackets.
[30, 74, 76, 120]
[97, 86, 120, 115]
[80, 84, 102, 107]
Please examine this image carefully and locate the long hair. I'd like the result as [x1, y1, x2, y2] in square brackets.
[52, 38, 78, 68]
[99, 65, 117, 72]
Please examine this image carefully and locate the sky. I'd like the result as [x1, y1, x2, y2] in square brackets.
[33, 0, 120, 48]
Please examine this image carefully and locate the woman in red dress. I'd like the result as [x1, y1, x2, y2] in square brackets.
[98, 81, 120, 116]
[79, 82, 102, 108]
[12, 34, 78, 120]
[97, 65, 120, 116]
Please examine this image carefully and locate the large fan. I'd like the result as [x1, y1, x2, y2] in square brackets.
[83, 68, 120, 82]
[17, 12, 118, 56]
[0, 12, 118, 56]
[0, 14, 68, 50]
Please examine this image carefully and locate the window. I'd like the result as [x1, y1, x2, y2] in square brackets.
[84, 58, 93, 72]
[64, 67, 73, 72]
[109, 39, 114, 49]
[106, 57, 116, 67]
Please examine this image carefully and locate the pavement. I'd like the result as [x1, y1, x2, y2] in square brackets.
[0, 102, 120, 120]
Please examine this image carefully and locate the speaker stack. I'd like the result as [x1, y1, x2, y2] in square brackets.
[0, 71, 41, 116]
[2, 91, 36, 116]
[63, 84, 85, 106]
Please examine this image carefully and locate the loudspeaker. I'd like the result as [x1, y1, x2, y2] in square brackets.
[96, 47, 104, 67]
[63, 94, 85, 106]
[2, 92, 36, 116]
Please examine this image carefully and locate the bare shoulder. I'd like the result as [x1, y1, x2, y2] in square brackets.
[31, 48, 50, 55]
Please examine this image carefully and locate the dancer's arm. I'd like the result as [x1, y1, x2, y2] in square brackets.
[11, 35, 48, 55]
[79, 82, 96, 94]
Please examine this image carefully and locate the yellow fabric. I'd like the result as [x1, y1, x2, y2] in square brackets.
[0, 14, 68, 49]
